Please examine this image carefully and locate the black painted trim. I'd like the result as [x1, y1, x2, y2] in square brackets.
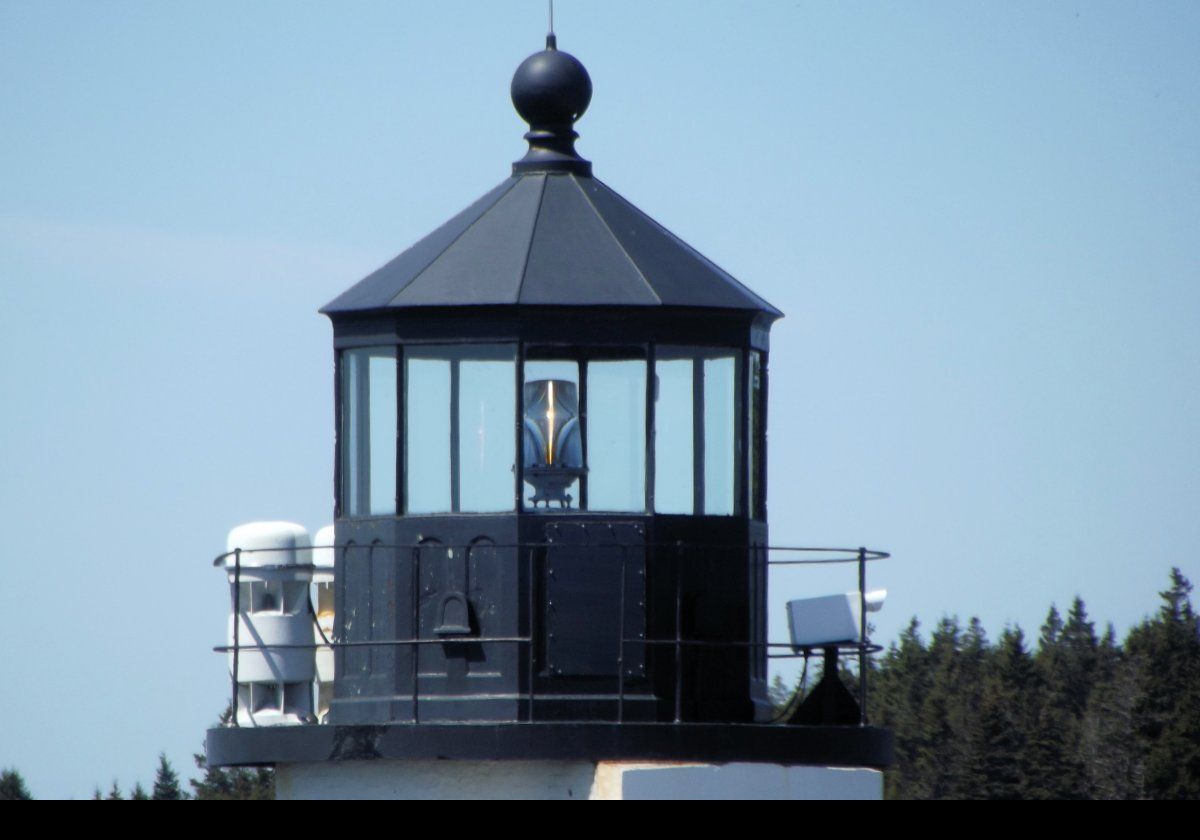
[207, 723, 893, 770]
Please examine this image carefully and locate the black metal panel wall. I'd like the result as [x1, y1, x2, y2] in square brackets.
[647, 516, 770, 723]
[330, 516, 523, 725]
[331, 517, 401, 724]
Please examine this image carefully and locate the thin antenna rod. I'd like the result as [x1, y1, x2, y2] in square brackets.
[549, 0, 555, 36]
[546, 0, 557, 49]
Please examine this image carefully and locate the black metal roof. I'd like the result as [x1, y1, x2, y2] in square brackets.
[321, 172, 781, 317]
[322, 39, 780, 320]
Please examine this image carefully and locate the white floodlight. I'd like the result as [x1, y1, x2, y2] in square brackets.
[787, 589, 887, 650]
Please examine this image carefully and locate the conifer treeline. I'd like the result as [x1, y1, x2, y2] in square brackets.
[866, 567, 1200, 799]
[79, 750, 274, 801]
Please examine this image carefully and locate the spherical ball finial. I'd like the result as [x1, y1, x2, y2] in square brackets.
[511, 46, 592, 128]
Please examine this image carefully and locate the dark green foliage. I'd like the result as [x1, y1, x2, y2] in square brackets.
[768, 674, 791, 714]
[965, 628, 1033, 799]
[0, 768, 33, 800]
[1080, 630, 1143, 798]
[106, 780, 124, 801]
[872, 619, 931, 798]
[152, 754, 186, 800]
[189, 760, 275, 801]
[1125, 568, 1200, 799]
[130, 782, 150, 801]
[190, 706, 275, 800]
[870, 568, 1200, 799]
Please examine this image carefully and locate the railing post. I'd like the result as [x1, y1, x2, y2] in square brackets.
[527, 545, 536, 723]
[231, 548, 241, 727]
[617, 544, 626, 724]
[674, 542, 684, 724]
[410, 545, 420, 724]
[858, 546, 868, 726]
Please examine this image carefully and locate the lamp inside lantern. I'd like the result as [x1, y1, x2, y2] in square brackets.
[523, 379, 585, 508]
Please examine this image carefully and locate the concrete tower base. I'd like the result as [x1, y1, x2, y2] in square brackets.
[274, 761, 883, 800]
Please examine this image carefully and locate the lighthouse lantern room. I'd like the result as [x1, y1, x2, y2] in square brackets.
[206, 30, 892, 797]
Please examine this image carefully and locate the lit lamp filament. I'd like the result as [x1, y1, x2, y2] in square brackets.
[546, 380, 556, 465]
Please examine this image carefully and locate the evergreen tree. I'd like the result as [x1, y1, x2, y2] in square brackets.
[1058, 597, 1100, 718]
[1080, 636, 1143, 799]
[152, 754, 186, 800]
[964, 627, 1033, 799]
[1023, 691, 1082, 799]
[871, 618, 929, 799]
[130, 782, 150, 801]
[190, 754, 275, 801]
[767, 673, 792, 714]
[1025, 601, 1090, 798]
[190, 707, 275, 800]
[1126, 568, 1200, 799]
[1038, 604, 1063, 652]
[912, 617, 968, 799]
[945, 617, 989, 799]
[0, 768, 33, 800]
[106, 780, 123, 800]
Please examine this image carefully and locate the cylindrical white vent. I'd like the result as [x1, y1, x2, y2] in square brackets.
[225, 522, 315, 726]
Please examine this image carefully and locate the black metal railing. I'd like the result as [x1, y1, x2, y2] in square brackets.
[213, 543, 888, 727]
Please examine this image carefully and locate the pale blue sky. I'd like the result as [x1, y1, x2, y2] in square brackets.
[1, 1, 1198, 798]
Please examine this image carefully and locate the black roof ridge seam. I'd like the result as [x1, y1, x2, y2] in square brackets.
[571, 175, 662, 305]
[387, 176, 523, 307]
[514, 173, 550, 304]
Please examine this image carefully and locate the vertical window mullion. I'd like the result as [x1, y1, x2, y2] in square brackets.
[449, 357, 461, 513]
[579, 358, 589, 511]
[400, 350, 410, 518]
[735, 350, 747, 517]
[515, 345, 525, 512]
[691, 355, 705, 515]
[334, 351, 344, 519]
[645, 346, 656, 514]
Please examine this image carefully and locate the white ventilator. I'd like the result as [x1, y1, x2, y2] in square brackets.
[787, 589, 887, 649]
[312, 525, 336, 723]
[226, 522, 315, 726]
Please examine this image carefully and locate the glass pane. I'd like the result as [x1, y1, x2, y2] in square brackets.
[459, 355, 516, 512]
[406, 356, 452, 513]
[368, 355, 397, 515]
[587, 360, 647, 512]
[340, 347, 397, 517]
[704, 356, 737, 515]
[342, 353, 363, 515]
[523, 360, 581, 510]
[406, 345, 518, 514]
[654, 358, 693, 514]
